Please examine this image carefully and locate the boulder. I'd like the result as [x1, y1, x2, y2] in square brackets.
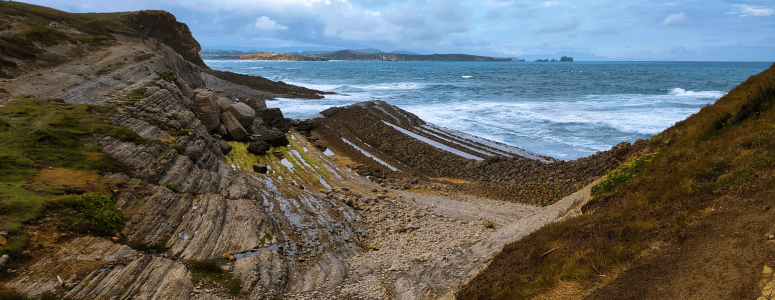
[247, 141, 270, 155]
[253, 126, 289, 147]
[218, 124, 228, 136]
[483, 220, 494, 228]
[256, 108, 291, 131]
[218, 140, 233, 155]
[216, 96, 233, 111]
[297, 119, 316, 132]
[192, 90, 220, 132]
[247, 98, 266, 110]
[221, 111, 248, 141]
[252, 164, 268, 174]
[227, 103, 256, 128]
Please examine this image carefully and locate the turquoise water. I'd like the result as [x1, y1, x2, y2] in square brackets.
[205, 60, 772, 160]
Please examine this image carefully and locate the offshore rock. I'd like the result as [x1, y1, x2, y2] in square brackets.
[192, 89, 221, 132]
[221, 111, 249, 141]
[227, 102, 256, 128]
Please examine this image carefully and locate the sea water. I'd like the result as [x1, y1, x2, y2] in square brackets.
[205, 60, 771, 160]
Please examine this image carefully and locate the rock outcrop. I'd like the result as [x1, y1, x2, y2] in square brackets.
[192, 89, 221, 132]
[227, 102, 256, 128]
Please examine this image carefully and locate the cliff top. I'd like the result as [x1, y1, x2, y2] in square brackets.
[0, 2, 205, 78]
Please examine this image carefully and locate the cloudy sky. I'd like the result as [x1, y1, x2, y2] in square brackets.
[21, 0, 775, 60]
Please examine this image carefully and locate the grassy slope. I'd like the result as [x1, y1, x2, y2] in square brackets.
[0, 2, 134, 72]
[0, 99, 140, 258]
[458, 63, 775, 299]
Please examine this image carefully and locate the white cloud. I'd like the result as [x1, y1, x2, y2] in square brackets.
[663, 12, 685, 25]
[544, 1, 559, 7]
[254, 16, 289, 31]
[736, 4, 774, 17]
[501, 48, 523, 56]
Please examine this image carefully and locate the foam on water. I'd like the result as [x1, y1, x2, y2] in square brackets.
[207, 60, 770, 159]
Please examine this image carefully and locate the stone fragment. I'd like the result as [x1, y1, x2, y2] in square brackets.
[0, 255, 8, 268]
[227, 103, 256, 128]
[218, 140, 233, 155]
[253, 164, 268, 174]
[247, 141, 270, 155]
[368, 243, 379, 251]
[483, 220, 494, 228]
[221, 111, 248, 141]
[247, 98, 266, 110]
[192, 90, 220, 132]
[0, 235, 6, 246]
[253, 126, 289, 147]
[216, 96, 233, 111]
[218, 124, 228, 136]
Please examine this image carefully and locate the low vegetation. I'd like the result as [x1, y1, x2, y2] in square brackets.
[0, 98, 138, 258]
[458, 63, 775, 299]
[190, 259, 242, 295]
[0, 2, 134, 69]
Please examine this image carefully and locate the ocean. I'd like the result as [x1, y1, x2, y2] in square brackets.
[205, 60, 772, 160]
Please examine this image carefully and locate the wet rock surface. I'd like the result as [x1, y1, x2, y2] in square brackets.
[315, 100, 635, 205]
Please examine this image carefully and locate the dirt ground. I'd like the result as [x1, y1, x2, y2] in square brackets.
[584, 189, 775, 300]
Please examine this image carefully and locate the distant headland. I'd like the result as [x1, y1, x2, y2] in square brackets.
[201, 49, 514, 62]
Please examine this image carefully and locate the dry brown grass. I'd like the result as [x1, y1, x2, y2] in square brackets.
[457, 63, 775, 299]
[28, 168, 110, 195]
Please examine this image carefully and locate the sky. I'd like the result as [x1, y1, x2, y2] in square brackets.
[20, 0, 775, 61]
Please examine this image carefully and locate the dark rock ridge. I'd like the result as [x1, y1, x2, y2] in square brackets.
[122, 10, 207, 68]
[203, 69, 332, 100]
[322, 50, 513, 62]
[314, 100, 635, 205]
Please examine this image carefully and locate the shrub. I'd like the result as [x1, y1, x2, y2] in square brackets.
[170, 129, 189, 136]
[156, 71, 173, 82]
[75, 193, 124, 235]
[163, 183, 180, 193]
[171, 144, 186, 154]
[591, 151, 657, 196]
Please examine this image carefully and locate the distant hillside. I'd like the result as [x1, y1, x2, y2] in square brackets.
[239, 51, 327, 61]
[322, 50, 512, 62]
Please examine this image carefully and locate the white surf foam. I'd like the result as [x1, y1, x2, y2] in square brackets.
[383, 121, 483, 160]
[668, 88, 726, 98]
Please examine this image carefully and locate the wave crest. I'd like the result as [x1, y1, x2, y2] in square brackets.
[668, 88, 725, 98]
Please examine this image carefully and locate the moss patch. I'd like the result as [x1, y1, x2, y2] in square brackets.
[190, 259, 242, 295]
[0, 98, 135, 257]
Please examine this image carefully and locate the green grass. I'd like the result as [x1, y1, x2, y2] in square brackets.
[0, 2, 134, 64]
[0, 98, 139, 257]
[169, 129, 189, 136]
[133, 53, 154, 62]
[163, 183, 180, 193]
[156, 71, 173, 82]
[225, 133, 331, 185]
[190, 259, 242, 295]
[127, 88, 146, 100]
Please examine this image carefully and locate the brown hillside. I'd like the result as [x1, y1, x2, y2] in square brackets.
[458, 62, 775, 299]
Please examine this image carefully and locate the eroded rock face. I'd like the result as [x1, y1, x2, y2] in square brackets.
[6, 237, 136, 298]
[192, 89, 221, 132]
[221, 111, 248, 141]
[227, 102, 256, 128]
